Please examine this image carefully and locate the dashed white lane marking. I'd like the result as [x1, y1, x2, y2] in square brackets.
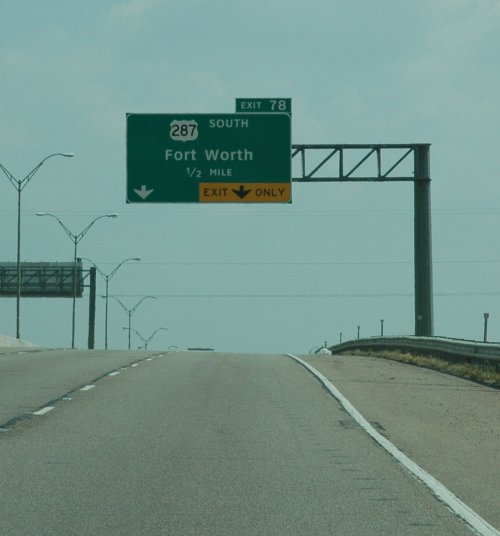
[287, 353, 500, 536]
[13, 359, 161, 424]
[32, 406, 55, 416]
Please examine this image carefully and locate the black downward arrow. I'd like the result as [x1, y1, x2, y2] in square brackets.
[232, 185, 252, 199]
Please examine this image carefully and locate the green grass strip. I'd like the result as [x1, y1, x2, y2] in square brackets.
[341, 349, 500, 389]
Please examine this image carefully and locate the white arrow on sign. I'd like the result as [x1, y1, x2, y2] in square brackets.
[134, 185, 154, 200]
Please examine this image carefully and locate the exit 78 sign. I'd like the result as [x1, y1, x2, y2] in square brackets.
[235, 98, 291, 115]
[126, 113, 291, 203]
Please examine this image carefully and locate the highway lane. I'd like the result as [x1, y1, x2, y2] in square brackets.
[0, 347, 164, 426]
[1, 351, 475, 535]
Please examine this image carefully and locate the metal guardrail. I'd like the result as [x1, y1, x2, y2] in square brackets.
[327, 336, 500, 364]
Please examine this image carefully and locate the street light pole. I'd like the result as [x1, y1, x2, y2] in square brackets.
[82, 257, 141, 349]
[125, 327, 170, 350]
[0, 153, 74, 339]
[109, 295, 156, 350]
[36, 212, 117, 348]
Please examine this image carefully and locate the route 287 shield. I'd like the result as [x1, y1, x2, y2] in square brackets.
[169, 119, 199, 142]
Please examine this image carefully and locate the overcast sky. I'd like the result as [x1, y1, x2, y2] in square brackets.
[1, 0, 499, 352]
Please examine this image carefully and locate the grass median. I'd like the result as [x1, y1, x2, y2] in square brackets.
[340, 349, 500, 389]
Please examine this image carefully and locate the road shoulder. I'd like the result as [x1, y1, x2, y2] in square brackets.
[301, 353, 500, 530]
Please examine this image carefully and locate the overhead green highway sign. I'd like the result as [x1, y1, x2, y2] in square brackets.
[126, 113, 291, 203]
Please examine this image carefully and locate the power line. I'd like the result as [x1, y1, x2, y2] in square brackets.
[6, 207, 500, 218]
[97, 259, 500, 266]
[113, 293, 413, 298]
[111, 291, 500, 299]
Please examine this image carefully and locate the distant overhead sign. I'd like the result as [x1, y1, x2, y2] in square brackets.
[126, 113, 291, 203]
[0, 262, 83, 298]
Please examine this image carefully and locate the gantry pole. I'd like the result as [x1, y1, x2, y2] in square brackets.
[292, 143, 434, 337]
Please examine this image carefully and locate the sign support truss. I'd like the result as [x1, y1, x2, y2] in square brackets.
[292, 143, 427, 182]
[291, 143, 433, 337]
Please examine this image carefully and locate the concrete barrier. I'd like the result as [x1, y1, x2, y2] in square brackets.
[0, 334, 39, 348]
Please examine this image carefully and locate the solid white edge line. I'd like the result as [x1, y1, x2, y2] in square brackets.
[287, 353, 500, 536]
[32, 406, 54, 416]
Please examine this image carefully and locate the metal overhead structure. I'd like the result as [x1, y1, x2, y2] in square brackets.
[0, 262, 98, 349]
[291, 143, 433, 337]
[0, 261, 83, 298]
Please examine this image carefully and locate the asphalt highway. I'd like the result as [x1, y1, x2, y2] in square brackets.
[0, 349, 482, 535]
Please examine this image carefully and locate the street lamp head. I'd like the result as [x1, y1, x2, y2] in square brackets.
[36, 212, 48, 216]
[107, 214, 118, 218]
[61, 153, 75, 158]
